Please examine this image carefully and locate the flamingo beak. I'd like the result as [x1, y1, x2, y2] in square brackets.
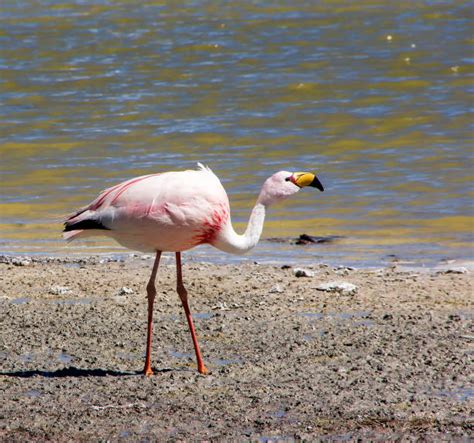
[291, 172, 324, 192]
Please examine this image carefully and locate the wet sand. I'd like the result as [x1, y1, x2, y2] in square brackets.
[0, 255, 472, 441]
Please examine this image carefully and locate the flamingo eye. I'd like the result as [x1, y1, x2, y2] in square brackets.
[285, 177, 291, 182]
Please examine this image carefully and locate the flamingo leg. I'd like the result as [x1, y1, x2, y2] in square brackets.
[143, 251, 162, 376]
[175, 252, 209, 375]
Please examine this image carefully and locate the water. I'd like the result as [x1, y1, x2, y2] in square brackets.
[10, 296, 31, 304]
[1, 1, 472, 267]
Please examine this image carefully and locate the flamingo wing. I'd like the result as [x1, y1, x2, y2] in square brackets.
[64, 165, 230, 252]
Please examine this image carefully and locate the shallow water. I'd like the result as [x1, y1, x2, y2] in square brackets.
[0, 1, 472, 267]
[10, 296, 31, 304]
[57, 352, 73, 364]
[433, 387, 474, 402]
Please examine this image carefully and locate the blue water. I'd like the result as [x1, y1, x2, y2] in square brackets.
[0, 1, 472, 267]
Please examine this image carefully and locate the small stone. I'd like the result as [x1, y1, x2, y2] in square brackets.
[293, 268, 315, 278]
[445, 267, 468, 274]
[334, 265, 355, 275]
[12, 258, 31, 266]
[116, 286, 134, 296]
[269, 284, 284, 294]
[315, 281, 358, 295]
[211, 302, 231, 311]
[49, 285, 72, 295]
[437, 267, 468, 275]
[335, 269, 349, 276]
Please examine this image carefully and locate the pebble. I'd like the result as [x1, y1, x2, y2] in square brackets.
[315, 281, 358, 295]
[49, 285, 72, 295]
[211, 302, 231, 311]
[335, 269, 349, 276]
[335, 265, 355, 271]
[438, 267, 468, 275]
[269, 284, 284, 293]
[446, 267, 468, 274]
[12, 258, 31, 266]
[293, 268, 315, 278]
[116, 286, 134, 296]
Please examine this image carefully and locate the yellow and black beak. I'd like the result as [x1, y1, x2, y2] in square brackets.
[287, 172, 324, 192]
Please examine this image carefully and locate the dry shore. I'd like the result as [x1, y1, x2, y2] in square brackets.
[0, 255, 472, 441]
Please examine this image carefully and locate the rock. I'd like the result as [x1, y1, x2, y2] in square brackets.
[211, 302, 231, 311]
[315, 281, 358, 295]
[335, 265, 355, 271]
[116, 287, 134, 296]
[269, 284, 284, 293]
[296, 234, 344, 245]
[49, 285, 72, 295]
[293, 268, 315, 278]
[335, 269, 349, 276]
[443, 267, 468, 274]
[12, 257, 31, 266]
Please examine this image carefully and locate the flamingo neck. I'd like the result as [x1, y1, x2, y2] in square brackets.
[213, 203, 266, 255]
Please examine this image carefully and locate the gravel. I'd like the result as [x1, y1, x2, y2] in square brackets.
[0, 256, 472, 441]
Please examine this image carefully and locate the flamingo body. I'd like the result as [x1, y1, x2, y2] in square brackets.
[65, 165, 230, 252]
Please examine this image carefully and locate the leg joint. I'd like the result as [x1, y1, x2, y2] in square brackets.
[146, 283, 157, 298]
[177, 283, 187, 296]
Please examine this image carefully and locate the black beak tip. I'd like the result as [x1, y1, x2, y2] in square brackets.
[310, 176, 324, 192]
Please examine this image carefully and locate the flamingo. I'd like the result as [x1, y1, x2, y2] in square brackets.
[64, 164, 324, 376]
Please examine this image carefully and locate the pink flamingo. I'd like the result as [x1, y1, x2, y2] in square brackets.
[64, 164, 324, 376]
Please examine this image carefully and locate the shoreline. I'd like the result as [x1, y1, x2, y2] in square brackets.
[1, 256, 472, 440]
[1, 250, 473, 274]
[2, 229, 473, 271]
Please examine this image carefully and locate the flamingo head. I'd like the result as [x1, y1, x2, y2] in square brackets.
[257, 170, 324, 207]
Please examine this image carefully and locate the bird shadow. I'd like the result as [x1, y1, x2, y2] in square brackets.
[0, 366, 174, 378]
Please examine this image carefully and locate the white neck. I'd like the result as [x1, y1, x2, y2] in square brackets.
[213, 203, 266, 255]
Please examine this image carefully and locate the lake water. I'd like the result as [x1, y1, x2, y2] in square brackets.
[0, 1, 472, 267]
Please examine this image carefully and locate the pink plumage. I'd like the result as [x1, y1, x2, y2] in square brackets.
[64, 164, 230, 252]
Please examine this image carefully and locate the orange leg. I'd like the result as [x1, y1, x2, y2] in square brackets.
[143, 251, 162, 376]
[175, 252, 209, 375]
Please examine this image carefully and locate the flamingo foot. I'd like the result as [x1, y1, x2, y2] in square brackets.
[143, 366, 154, 377]
[198, 365, 210, 375]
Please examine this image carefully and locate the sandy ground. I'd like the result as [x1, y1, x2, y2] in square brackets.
[0, 255, 472, 441]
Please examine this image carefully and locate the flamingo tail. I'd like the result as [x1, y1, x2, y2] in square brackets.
[63, 209, 111, 242]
